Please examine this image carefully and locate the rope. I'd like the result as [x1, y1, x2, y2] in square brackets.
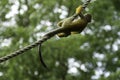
[0, 36, 50, 63]
[82, 0, 91, 9]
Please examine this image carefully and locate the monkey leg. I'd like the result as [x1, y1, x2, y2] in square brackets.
[57, 32, 71, 37]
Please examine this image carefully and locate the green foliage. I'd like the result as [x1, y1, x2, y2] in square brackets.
[112, 0, 120, 11]
[0, 0, 11, 21]
[0, 0, 120, 80]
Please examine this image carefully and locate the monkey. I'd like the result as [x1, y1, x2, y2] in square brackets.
[56, 5, 91, 37]
[43, 5, 91, 38]
[56, 13, 91, 37]
[38, 5, 91, 69]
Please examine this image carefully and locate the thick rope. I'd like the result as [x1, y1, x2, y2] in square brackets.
[82, 0, 91, 9]
[0, 36, 50, 63]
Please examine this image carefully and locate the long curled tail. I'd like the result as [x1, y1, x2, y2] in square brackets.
[38, 44, 48, 69]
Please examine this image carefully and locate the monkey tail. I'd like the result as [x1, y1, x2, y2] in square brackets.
[38, 44, 48, 69]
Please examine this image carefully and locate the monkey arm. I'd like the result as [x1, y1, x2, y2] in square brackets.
[75, 5, 85, 19]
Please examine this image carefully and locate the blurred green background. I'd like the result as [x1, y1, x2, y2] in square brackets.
[0, 0, 120, 80]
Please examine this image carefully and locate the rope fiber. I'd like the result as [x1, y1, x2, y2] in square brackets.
[82, 0, 91, 9]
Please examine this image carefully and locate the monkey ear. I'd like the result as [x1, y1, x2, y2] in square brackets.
[85, 14, 92, 22]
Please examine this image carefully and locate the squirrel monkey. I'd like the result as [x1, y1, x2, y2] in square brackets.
[44, 5, 91, 37]
[56, 5, 91, 37]
[57, 14, 91, 37]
